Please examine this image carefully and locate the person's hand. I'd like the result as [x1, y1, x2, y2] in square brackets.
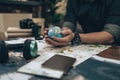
[44, 27, 74, 47]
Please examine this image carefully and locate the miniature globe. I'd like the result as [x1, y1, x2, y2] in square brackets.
[48, 26, 63, 38]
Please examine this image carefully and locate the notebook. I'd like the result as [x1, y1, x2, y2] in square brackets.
[42, 54, 76, 72]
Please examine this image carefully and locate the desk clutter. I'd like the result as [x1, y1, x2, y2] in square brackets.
[0, 13, 44, 40]
[0, 38, 120, 80]
[16, 44, 120, 79]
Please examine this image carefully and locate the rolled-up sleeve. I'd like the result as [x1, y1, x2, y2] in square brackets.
[103, 24, 120, 44]
[62, 21, 76, 32]
[104, 0, 120, 44]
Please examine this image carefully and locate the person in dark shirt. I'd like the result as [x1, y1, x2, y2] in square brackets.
[45, 0, 120, 46]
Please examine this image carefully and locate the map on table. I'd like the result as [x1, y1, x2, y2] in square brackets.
[18, 41, 113, 79]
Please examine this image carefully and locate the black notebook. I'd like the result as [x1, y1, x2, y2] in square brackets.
[42, 54, 76, 73]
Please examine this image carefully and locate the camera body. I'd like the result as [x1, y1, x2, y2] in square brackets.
[19, 18, 42, 40]
[19, 18, 35, 29]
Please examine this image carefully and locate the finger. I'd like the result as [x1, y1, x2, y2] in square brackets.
[45, 39, 52, 45]
[44, 28, 49, 34]
[44, 28, 49, 31]
[45, 37, 54, 45]
[46, 38, 67, 46]
[44, 28, 49, 37]
[44, 35, 48, 38]
[51, 36, 70, 43]
[44, 30, 48, 34]
[62, 27, 71, 31]
[62, 29, 73, 35]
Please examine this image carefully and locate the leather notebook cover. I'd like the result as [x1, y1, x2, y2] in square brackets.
[42, 54, 76, 72]
[97, 46, 120, 60]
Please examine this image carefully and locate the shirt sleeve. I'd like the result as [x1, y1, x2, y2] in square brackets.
[62, 0, 77, 32]
[103, 0, 120, 44]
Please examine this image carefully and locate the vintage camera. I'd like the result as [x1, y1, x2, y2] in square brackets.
[19, 18, 42, 40]
[19, 18, 35, 29]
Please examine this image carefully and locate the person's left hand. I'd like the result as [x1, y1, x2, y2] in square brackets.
[44, 27, 74, 47]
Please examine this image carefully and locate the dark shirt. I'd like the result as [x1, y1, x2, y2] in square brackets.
[63, 0, 120, 45]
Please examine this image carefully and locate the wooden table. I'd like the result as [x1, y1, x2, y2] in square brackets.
[0, 40, 120, 80]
